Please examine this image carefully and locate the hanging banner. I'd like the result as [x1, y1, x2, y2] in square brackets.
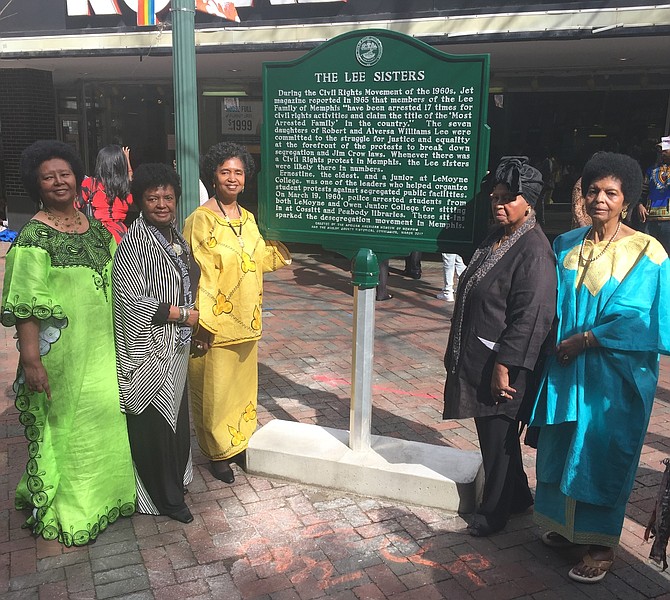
[195, 0, 239, 21]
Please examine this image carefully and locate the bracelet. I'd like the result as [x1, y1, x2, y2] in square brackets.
[583, 331, 590, 349]
[177, 306, 187, 324]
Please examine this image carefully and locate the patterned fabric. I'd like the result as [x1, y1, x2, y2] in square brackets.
[448, 215, 537, 374]
[184, 205, 291, 460]
[531, 228, 670, 543]
[4, 219, 114, 302]
[189, 341, 259, 460]
[183, 206, 291, 346]
[570, 177, 591, 229]
[112, 215, 193, 426]
[112, 214, 195, 515]
[76, 176, 133, 243]
[645, 164, 670, 220]
[1, 219, 136, 546]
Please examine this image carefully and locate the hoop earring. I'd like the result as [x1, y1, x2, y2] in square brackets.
[525, 208, 530, 216]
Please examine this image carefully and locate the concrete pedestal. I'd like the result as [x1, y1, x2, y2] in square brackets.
[246, 419, 483, 513]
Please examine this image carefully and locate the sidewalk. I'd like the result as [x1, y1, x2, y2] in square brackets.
[1, 245, 669, 599]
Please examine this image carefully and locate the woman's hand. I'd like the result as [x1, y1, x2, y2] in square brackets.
[168, 306, 200, 328]
[190, 326, 214, 357]
[122, 146, 133, 179]
[16, 317, 51, 400]
[22, 359, 51, 401]
[555, 332, 588, 366]
[637, 203, 648, 224]
[491, 362, 516, 404]
[185, 308, 199, 328]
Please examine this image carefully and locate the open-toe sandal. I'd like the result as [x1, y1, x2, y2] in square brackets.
[568, 553, 613, 584]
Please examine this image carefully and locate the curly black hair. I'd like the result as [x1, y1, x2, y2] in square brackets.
[201, 142, 255, 186]
[581, 152, 643, 206]
[130, 163, 182, 207]
[20, 140, 85, 204]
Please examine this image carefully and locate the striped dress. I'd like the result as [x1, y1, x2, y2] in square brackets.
[112, 215, 195, 516]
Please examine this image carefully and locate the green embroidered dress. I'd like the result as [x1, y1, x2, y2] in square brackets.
[1, 219, 136, 546]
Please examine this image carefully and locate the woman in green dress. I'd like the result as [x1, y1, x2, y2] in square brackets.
[1, 140, 136, 546]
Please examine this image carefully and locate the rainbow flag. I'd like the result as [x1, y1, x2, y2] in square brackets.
[137, 0, 157, 26]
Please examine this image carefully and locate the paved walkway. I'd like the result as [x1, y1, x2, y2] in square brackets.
[1, 243, 669, 599]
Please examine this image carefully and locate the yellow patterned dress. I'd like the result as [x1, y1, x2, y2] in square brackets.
[183, 206, 291, 461]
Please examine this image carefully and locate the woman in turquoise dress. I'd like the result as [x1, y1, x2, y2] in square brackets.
[1, 140, 136, 546]
[531, 152, 670, 583]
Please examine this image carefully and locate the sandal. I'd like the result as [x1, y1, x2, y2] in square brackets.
[541, 531, 576, 548]
[568, 552, 614, 584]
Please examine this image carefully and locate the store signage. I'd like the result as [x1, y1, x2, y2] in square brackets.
[259, 29, 490, 259]
[221, 98, 262, 136]
[66, 0, 170, 17]
[65, 0, 344, 17]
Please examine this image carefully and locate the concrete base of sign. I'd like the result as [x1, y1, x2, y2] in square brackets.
[246, 419, 483, 513]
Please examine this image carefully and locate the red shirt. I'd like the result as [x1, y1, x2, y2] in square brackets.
[77, 176, 133, 243]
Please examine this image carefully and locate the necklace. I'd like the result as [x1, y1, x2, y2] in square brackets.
[168, 229, 183, 256]
[43, 207, 82, 230]
[215, 198, 244, 248]
[579, 221, 621, 263]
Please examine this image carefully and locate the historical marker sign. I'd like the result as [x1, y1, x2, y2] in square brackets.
[259, 29, 490, 259]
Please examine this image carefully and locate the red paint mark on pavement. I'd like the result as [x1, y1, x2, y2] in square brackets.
[314, 374, 439, 400]
[380, 545, 488, 587]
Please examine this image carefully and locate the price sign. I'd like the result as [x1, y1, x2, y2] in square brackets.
[221, 99, 262, 136]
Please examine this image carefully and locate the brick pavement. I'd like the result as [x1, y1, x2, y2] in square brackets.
[1, 242, 670, 599]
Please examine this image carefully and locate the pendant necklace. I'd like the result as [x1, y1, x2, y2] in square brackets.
[216, 197, 244, 248]
[43, 207, 82, 230]
[168, 228, 184, 256]
[579, 220, 621, 263]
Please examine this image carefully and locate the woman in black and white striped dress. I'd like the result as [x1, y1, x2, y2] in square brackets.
[112, 163, 200, 524]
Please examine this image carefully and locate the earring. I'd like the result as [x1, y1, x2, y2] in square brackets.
[621, 208, 628, 220]
[525, 208, 530, 216]
[240, 187, 245, 194]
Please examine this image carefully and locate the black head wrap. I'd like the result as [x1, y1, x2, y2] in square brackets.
[494, 156, 544, 207]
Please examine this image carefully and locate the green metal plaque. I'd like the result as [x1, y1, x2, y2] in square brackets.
[259, 29, 490, 259]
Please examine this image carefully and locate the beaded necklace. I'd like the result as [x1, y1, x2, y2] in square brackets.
[579, 220, 621, 264]
[215, 197, 244, 248]
[43, 207, 82, 230]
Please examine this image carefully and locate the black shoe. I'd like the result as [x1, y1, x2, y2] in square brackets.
[210, 460, 235, 483]
[467, 515, 505, 537]
[168, 507, 193, 524]
[402, 270, 421, 280]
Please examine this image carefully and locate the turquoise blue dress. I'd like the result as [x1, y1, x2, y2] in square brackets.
[531, 228, 670, 546]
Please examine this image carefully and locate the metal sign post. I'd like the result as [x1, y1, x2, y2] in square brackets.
[349, 249, 379, 451]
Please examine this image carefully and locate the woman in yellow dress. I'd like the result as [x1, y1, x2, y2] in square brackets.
[184, 142, 291, 483]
